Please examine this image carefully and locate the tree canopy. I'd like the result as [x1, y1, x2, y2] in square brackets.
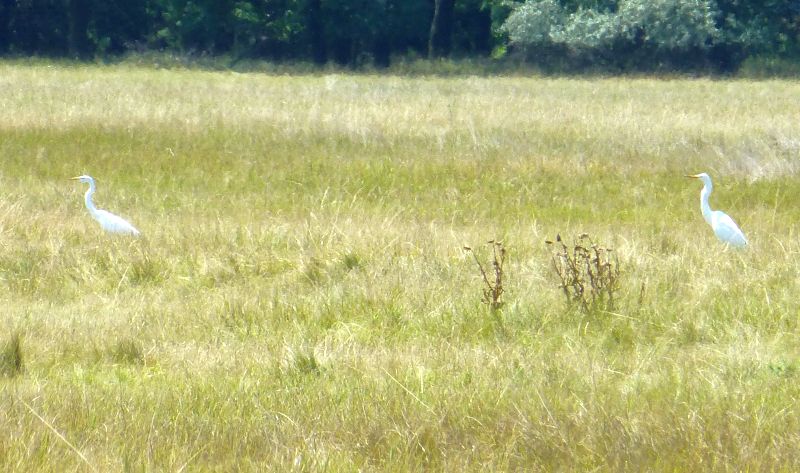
[0, 0, 797, 72]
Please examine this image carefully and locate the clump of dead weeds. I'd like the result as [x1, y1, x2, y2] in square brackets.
[546, 233, 620, 313]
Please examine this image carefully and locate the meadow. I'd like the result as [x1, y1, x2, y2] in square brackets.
[2, 62, 800, 471]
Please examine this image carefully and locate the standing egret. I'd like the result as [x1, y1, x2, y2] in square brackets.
[71, 175, 141, 236]
[686, 173, 747, 247]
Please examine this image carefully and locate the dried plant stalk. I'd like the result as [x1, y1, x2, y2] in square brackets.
[546, 233, 620, 313]
[464, 240, 506, 312]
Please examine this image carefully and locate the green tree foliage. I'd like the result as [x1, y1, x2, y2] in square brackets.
[321, 0, 386, 65]
[718, 0, 800, 54]
[502, 0, 794, 70]
[503, 0, 565, 47]
[0, 0, 795, 71]
[89, 0, 154, 54]
[617, 0, 721, 49]
[454, 0, 494, 55]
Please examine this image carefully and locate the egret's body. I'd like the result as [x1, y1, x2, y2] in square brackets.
[687, 173, 747, 247]
[71, 175, 140, 236]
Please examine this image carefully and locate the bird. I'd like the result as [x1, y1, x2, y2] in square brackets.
[686, 173, 747, 247]
[70, 175, 141, 236]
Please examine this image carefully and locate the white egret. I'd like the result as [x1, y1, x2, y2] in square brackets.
[686, 173, 747, 247]
[71, 175, 141, 236]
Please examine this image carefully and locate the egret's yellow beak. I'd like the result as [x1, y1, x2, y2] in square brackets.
[69, 176, 81, 180]
[685, 174, 701, 179]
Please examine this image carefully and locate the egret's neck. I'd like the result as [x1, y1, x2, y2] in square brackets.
[699, 182, 713, 225]
[84, 182, 99, 216]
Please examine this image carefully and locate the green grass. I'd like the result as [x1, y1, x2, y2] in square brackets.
[2, 62, 800, 470]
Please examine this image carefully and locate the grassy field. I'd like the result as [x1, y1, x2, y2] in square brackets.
[2, 62, 800, 471]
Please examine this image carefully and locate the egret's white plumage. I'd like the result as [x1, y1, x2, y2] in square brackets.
[687, 173, 747, 247]
[71, 175, 140, 236]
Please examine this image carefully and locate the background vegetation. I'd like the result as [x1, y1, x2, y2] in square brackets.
[2, 62, 800, 470]
[0, 0, 799, 72]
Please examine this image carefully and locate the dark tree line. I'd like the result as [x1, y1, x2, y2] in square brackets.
[0, 0, 501, 66]
[0, 0, 798, 71]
